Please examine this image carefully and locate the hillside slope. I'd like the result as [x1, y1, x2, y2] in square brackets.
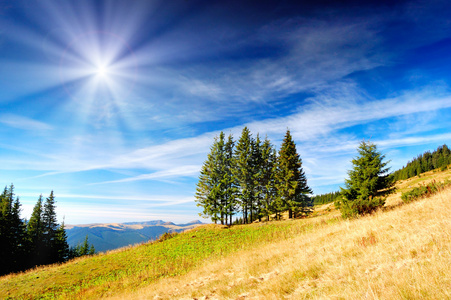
[127, 188, 451, 300]
[1, 169, 450, 299]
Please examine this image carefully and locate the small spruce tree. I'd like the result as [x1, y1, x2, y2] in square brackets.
[337, 140, 395, 218]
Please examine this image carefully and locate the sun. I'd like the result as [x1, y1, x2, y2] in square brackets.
[58, 31, 137, 103]
[94, 64, 110, 79]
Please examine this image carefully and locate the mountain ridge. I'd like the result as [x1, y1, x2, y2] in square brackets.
[66, 219, 204, 252]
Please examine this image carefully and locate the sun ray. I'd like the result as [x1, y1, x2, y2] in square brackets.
[0, 0, 163, 141]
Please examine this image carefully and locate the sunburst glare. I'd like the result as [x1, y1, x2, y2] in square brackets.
[94, 64, 110, 79]
[58, 31, 136, 98]
[50, 30, 141, 130]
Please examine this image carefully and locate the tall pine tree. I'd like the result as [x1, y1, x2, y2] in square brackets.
[275, 130, 313, 219]
[195, 132, 235, 224]
[41, 191, 69, 264]
[222, 134, 236, 225]
[0, 185, 27, 275]
[251, 134, 263, 222]
[27, 195, 45, 267]
[195, 134, 222, 223]
[233, 127, 256, 224]
[257, 136, 277, 221]
[54, 220, 70, 262]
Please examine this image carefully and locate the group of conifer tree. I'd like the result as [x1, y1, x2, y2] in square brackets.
[0, 185, 94, 276]
[311, 191, 341, 205]
[195, 127, 313, 225]
[392, 144, 451, 180]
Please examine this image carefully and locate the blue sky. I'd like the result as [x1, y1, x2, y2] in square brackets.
[1, 0, 450, 224]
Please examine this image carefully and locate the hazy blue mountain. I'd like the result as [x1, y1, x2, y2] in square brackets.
[66, 220, 203, 253]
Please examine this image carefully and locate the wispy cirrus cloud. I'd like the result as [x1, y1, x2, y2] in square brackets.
[93, 165, 201, 185]
[15, 83, 450, 181]
[0, 114, 53, 131]
[19, 191, 193, 204]
[173, 19, 384, 107]
[246, 83, 451, 142]
[44, 84, 446, 191]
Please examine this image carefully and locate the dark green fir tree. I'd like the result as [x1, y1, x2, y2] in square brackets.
[27, 195, 45, 267]
[0, 185, 27, 275]
[41, 191, 69, 264]
[233, 127, 256, 224]
[275, 130, 313, 219]
[336, 140, 395, 218]
[257, 136, 277, 221]
[195, 132, 236, 225]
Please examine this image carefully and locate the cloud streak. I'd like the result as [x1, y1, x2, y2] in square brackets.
[94, 165, 201, 185]
[0, 114, 53, 131]
[10, 84, 451, 179]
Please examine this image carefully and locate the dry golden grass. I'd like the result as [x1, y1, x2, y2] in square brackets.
[385, 167, 451, 207]
[115, 187, 451, 300]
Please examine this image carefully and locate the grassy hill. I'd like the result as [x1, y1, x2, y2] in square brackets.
[1, 168, 450, 299]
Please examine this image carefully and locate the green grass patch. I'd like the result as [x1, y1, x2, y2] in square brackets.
[401, 180, 451, 203]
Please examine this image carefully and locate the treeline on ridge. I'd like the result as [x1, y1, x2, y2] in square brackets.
[311, 191, 341, 205]
[392, 144, 451, 181]
[195, 127, 312, 225]
[0, 185, 94, 276]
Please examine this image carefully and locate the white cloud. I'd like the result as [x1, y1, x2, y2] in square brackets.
[94, 165, 201, 184]
[11, 85, 450, 188]
[246, 85, 451, 142]
[0, 114, 53, 131]
[175, 19, 383, 108]
[19, 191, 193, 204]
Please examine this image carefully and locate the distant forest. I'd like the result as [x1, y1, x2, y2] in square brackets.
[392, 144, 451, 180]
[311, 191, 340, 205]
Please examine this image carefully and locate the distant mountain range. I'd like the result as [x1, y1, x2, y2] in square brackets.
[66, 220, 203, 253]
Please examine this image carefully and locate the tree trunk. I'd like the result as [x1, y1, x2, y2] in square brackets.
[244, 206, 248, 224]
